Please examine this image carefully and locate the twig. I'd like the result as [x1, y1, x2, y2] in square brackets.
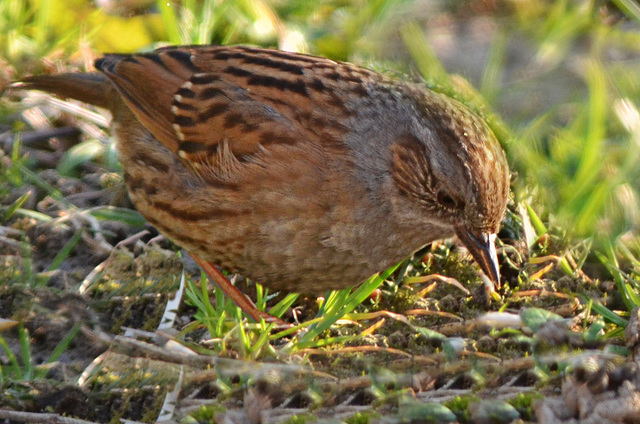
[0, 410, 100, 424]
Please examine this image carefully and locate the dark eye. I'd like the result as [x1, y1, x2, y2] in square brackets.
[437, 190, 458, 208]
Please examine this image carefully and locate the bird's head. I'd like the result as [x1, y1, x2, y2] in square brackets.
[391, 90, 510, 286]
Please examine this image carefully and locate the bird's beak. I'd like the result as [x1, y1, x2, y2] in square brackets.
[454, 226, 500, 288]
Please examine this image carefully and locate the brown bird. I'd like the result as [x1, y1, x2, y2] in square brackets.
[10, 45, 510, 322]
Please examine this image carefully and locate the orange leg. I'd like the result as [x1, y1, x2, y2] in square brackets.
[189, 254, 286, 325]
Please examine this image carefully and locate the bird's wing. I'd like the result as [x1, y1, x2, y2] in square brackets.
[96, 45, 377, 179]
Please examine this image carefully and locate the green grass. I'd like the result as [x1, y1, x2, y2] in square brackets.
[2, 0, 640, 422]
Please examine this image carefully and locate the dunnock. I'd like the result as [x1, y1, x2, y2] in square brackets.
[10, 45, 510, 321]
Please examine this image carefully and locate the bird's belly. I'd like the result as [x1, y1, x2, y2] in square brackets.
[114, 125, 428, 295]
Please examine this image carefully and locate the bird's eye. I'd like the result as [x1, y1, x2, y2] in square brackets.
[437, 190, 458, 208]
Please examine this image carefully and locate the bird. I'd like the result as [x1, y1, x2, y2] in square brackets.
[9, 45, 510, 322]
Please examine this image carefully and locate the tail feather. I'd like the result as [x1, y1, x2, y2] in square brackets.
[9, 73, 113, 111]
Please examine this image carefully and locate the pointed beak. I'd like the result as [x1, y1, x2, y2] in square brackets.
[454, 226, 500, 288]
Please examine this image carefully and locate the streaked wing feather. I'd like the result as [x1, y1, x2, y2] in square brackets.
[96, 54, 187, 151]
[96, 45, 377, 177]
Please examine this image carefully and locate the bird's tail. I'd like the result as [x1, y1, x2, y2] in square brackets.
[8, 73, 113, 111]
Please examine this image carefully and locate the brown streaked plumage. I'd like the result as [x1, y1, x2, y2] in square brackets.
[10, 45, 510, 321]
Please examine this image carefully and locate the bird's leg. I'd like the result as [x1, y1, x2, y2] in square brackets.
[189, 253, 286, 325]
